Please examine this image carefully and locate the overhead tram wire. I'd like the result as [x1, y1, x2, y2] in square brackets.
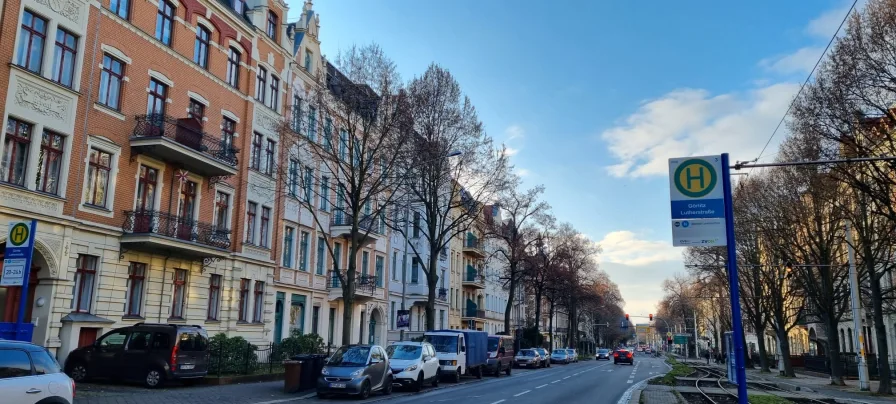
[751, 0, 859, 167]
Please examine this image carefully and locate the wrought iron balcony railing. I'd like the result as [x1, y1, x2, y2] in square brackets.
[132, 114, 239, 167]
[328, 271, 380, 294]
[331, 212, 384, 235]
[464, 308, 486, 318]
[465, 233, 480, 249]
[122, 210, 231, 249]
[465, 265, 484, 283]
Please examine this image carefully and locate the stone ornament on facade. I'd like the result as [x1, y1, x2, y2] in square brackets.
[255, 112, 280, 132]
[35, 0, 82, 22]
[14, 78, 70, 122]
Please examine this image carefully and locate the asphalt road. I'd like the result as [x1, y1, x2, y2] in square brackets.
[310, 354, 669, 404]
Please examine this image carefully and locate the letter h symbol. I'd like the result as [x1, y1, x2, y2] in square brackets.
[686, 166, 705, 190]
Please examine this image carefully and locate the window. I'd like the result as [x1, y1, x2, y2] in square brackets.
[266, 11, 278, 40]
[260, 206, 271, 248]
[411, 258, 419, 283]
[316, 236, 325, 275]
[253, 281, 264, 322]
[392, 251, 398, 280]
[226, 47, 241, 87]
[245, 201, 257, 244]
[319, 176, 329, 211]
[299, 231, 309, 271]
[250, 133, 262, 170]
[312, 306, 320, 335]
[391, 301, 396, 328]
[0, 349, 30, 379]
[339, 129, 348, 161]
[307, 107, 317, 141]
[73, 255, 97, 313]
[155, 1, 175, 46]
[264, 139, 275, 175]
[208, 274, 222, 320]
[30, 349, 61, 375]
[283, 226, 294, 268]
[188, 99, 205, 122]
[2, 118, 32, 186]
[324, 116, 332, 146]
[255, 67, 267, 103]
[214, 191, 229, 229]
[193, 26, 210, 68]
[125, 262, 146, 316]
[375, 256, 384, 287]
[291, 95, 303, 132]
[303, 166, 313, 202]
[333, 243, 342, 271]
[98, 55, 124, 109]
[412, 212, 421, 238]
[110, 0, 129, 19]
[135, 165, 158, 212]
[362, 251, 370, 277]
[288, 159, 299, 197]
[16, 11, 47, 73]
[222, 117, 236, 157]
[269, 76, 280, 110]
[147, 78, 167, 115]
[232, 0, 246, 15]
[51, 28, 78, 87]
[84, 148, 112, 207]
[238, 278, 250, 321]
[171, 269, 187, 318]
[304, 49, 313, 72]
[36, 131, 64, 194]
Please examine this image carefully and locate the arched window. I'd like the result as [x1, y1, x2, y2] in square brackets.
[155, 0, 175, 46]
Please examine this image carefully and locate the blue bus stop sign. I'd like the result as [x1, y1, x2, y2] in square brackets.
[0, 220, 37, 341]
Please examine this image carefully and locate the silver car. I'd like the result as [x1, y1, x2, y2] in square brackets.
[514, 349, 542, 368]
[316, 345, 393, 399]
[0, 340, 74, 404]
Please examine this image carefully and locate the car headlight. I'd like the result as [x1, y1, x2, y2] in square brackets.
[350, 369, 364, 377]
[405, 364, 418, 372]
[321, 367, 330, 375]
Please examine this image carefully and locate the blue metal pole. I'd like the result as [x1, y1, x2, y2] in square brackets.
[15, 219, 37, 325]
[721, 154, 748, 404]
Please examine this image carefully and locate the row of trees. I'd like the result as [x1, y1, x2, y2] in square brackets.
[272, 43, 623, 349]
[660, 0, 896, 393]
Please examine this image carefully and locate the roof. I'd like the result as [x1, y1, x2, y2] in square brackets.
[390, 341, 429, 346]
[0, 339, 45, 351]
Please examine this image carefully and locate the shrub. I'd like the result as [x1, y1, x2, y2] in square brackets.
[208, 333, 259, 375]
[276, 330, 326, 359]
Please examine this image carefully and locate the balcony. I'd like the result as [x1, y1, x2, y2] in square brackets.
[463, 265, 485, 289]
[437, 287, 448, 301]
[327, 271, 385, 302]
[130, 114, 239, 177]
[330, 212, 384, 245]
[463, 233, 485, 258]
[121, 210, 231, 260]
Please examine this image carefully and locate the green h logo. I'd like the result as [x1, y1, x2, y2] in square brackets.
[674, 159, 716, 198]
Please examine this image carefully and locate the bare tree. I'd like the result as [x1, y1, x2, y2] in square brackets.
[389, 63, 509, 330]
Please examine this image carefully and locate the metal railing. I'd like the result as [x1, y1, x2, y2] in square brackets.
[437, 287, 448, 301]
[328, 271, 379, 294]
[465, 266, 484, 283]
[465, 233, 480, 249]
[208, 339, 334, 377]
[464, 308, 486, 318]
[133, 114, 239, 167]
[122, 210, 231, 249]
[330, 212, 383, 235]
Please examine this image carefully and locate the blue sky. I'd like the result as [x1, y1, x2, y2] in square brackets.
[292, 0, 854, 316]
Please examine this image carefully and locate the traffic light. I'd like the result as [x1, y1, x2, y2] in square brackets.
[649, 314, 653, 321]
[625, 314, 629, 322]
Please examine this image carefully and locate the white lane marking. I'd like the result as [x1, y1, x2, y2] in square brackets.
[514, 390, 531, 397]
[551, 380, 560, 383]
[536, 384, 548, 389]
[627, 380, 633, 383]
[563, 376, 570, 379]
[490, 400, 506, 404]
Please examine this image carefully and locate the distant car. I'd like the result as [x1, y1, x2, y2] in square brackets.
[614, 349, 634, 365]
[565, 349, 579, 363]
[645, 348, 652, 354]
[596, 348, 611, 360]
[550, 350, 569, 364]
[514, 349, 541, 368]
[386, 342, 440, 391]
[317, 345, 393, 399]
[534, 348, 551, 368]
[65, 322, 208, 388]
[0, 340, 75, 404]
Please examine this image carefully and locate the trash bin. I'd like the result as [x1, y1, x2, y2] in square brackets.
[292, 355, 315, 391]
[283, 360, 302, 393]
[309, 354, 328, 381]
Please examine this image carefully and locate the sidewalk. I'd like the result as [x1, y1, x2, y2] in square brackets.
[74, 380, 313, 404]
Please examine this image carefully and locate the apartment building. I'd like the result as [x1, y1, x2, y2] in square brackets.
[482, 205, 508, 335]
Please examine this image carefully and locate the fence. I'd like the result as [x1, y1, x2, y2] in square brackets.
[799, 354, 896, 379]
[208, 339, 336, 377]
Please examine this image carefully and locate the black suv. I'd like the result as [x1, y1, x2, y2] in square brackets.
[65, 323, 209, 388]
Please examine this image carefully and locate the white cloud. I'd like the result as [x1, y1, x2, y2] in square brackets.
[504, 124, 525, 142]
[597, 230, 681, 266]
[503, 147, 520, 157]
[759, 46, 824, 75]
[806, 1, 860, 38]
[601, 83, 799, 178]
[515, 167, 530, 177]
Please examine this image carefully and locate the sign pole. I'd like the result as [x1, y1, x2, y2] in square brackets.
[721, 153, 748, 403]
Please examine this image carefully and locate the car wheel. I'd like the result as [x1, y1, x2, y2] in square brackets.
[413, 373, 423, 392]
[144, 368, 165, 388]
[358, 380, 371, 400]
[494, 363, 501, 378]
[383, 376, 393, 395]
[432, 369, 441, 387]
[505, 364, 511, 376]
[68, 362, 89, 382]
[453, 368, 461, 383]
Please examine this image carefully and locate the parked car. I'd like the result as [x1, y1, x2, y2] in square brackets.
[385, 342, 440, 391]
[596, 348, 611, 360]
[65, 322, 208, 388]
[565, 349, 579, 363]
[486, 335, 514, 376]
[550, 349, 569, 364]
[0, 340, 75, 404]
[317, 345, 393, 399]
[614, 349, 634, 365]
[534, 348, 551, 367]
[514, 349, 541, 368]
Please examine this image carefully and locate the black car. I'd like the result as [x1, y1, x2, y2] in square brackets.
[596, 348, 611, 360]
[614, 349, 634, 365]
[65, 323, 209, 388]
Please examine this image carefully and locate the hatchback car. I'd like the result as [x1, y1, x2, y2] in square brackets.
[534, 348, 551, 367]
[386, 342, 439, 391]
[565, 349, 579, 363]
[317, 345, 393, 399]
[550, 350, 569, 364]
[513, 349, 541, 368]
[65, 323, 209, 388]
[0, 340, 75, 404]
[596, 348, 611, 360]
[614, 349, 634, 365]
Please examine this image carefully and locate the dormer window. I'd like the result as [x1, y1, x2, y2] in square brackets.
[232, 0, 246, 17]
[267, 11, 278, 40]
[304, 49, 313, 73]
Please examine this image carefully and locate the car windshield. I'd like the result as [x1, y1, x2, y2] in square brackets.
[424, 335, 458, 353]
[487, 337, 499, 352]
[598, 349, 609, 354]
[518, 349, 535, 356]
[386, 345, 421, 360]
[553, 351, 564, 356]
[327, 346, 370, 366]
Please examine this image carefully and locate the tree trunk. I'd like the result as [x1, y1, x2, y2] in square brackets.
[870, 276, 892, 394]
[548, 298, 555, 350]
[825, 315, 846, 385]
[755, 325, 771, 373]
[778, 329, 795, 377]
[503, 263, 517, 333]
[534, 289, 542, 335]
[342, 279, 355, 346]
[425, 253, 439, 331]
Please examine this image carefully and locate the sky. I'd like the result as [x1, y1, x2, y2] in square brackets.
[291, 0, 856, 317]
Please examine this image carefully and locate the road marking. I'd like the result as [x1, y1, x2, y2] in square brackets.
[627, 380, 633, 383]
[536, 384, 548, 389]
[563, 376, 570, 379]
[514, 390, 531, 397]
[551, 380, 560, 383]
[490, 400, 506, 404]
